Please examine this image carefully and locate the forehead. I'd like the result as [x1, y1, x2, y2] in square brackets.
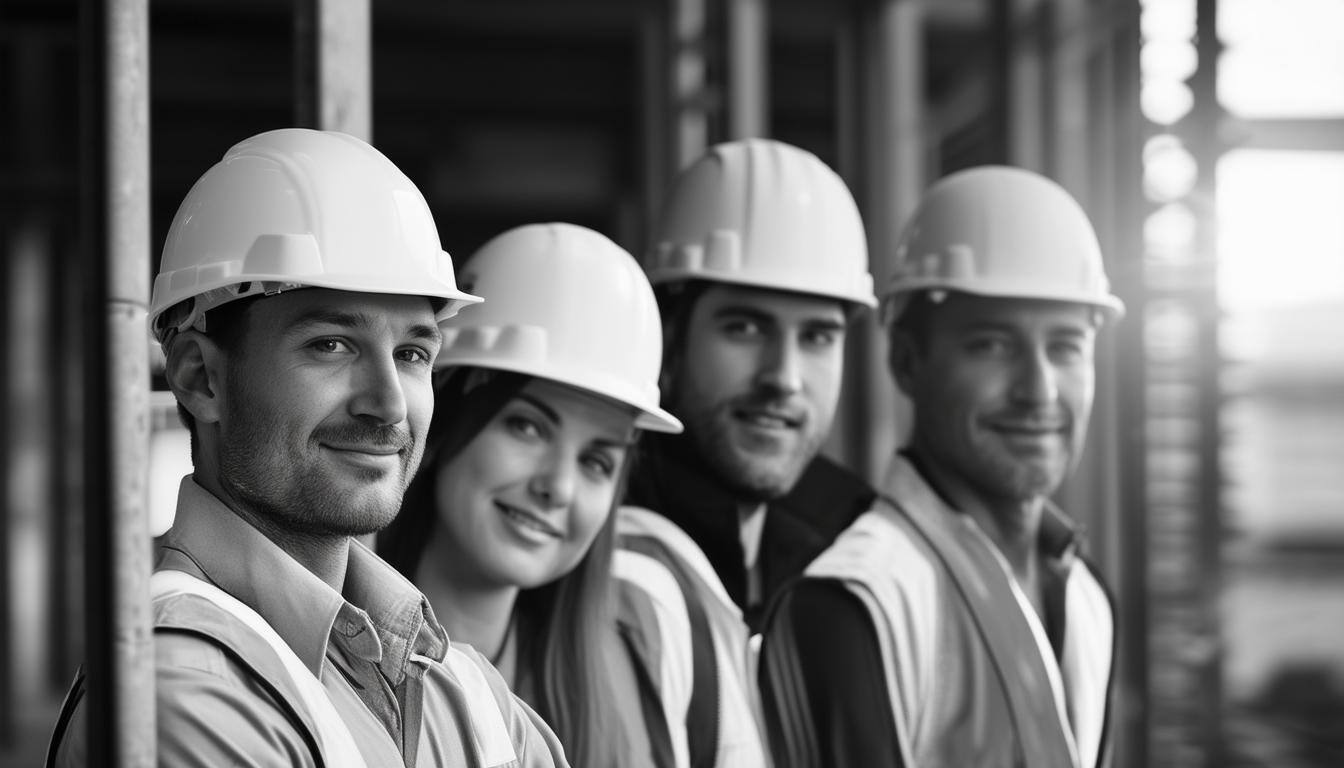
[693, 283, 846, 324]
[932, 295, 1098, 335]
[242, 288, 439, 335]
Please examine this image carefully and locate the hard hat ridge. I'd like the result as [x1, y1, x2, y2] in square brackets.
[647, 138, 876, 308]
[149, 128, 481, 345]
[881, 165, 1125, 326]
[437, 223, 683, 435]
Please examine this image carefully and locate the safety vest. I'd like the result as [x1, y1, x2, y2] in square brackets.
[615, 506, 771, 768]
[48, 569, 526, 768]
[767, 463, 1113, 768]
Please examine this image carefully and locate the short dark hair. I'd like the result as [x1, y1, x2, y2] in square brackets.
[652, 279, 711, 398]
[888, 290, 944, 351]
[172, 295, 263, 464]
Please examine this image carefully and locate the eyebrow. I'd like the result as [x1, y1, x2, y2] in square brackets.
[514, 392, 638, 448]
[289, 309, 442, 343]
[713, 305, 845, 330]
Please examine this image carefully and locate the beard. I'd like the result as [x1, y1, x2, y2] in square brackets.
[217, 376, 420, 539]
[675, 389, 826, 502]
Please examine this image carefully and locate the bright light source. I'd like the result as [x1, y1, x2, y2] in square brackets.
[1142, 80, 1196, 125]
[1218, 0, 1344, 117]
[1140, 0, 1197, 42]
[1147, 202, 1199, 260]
[1218, 149, 1344, 311]
[1145, 135, 1200, 202]
[1142, 38, 1199, 82]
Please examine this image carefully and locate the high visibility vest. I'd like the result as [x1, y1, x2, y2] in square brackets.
[768, 490, 1113, 768]
[615, 506, 771, 768]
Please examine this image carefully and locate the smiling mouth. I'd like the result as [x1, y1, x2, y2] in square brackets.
[495, 501, 563, 539]
[733, 408, 802, 430]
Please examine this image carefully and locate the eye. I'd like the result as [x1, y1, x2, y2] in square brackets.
[395, 346, 434, 367]
[580, 449, 618, 479]
[719, 318, 764, 340]
[800, 326, 840, 349]
[504, 414, 545, 442]
[963, 335, 1014, 357]
[307, 338, 352, 355]
[1048, 339, 1089, 363]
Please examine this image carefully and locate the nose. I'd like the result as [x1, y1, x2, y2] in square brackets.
[349, 353, 409, 426]
[1011, 347, 1059, 406]
[528, 451, 576, 510]
[755, 334, 803, 397]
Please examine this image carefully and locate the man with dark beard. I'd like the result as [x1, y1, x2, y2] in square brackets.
[47, 129, 569, 768]
[612, 139, 877, 768]
[759, 166, 1122, 768]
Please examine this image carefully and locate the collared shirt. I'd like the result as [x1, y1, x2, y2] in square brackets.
[52, 477, 568, 768]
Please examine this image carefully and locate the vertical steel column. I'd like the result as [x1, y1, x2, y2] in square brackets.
[295, 0, 372, 140]
[671, 0, 710, 170]
[88, 0, 155, 765]
[640, 3, 673, 238]
[855, 0, 923, 483]
[725, 0, 768, 140]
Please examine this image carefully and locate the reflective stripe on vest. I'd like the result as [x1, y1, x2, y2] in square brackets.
[616, 506, 771, 768]
[150, 569, 369, 768]
[614, 548, 695, 768]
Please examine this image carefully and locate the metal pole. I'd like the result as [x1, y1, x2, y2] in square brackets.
[671, 0, 709, 170]
[296, 0, 372, 140]
[857, 0, 923, 484]
[726, 0, 768, 140]
[103, 0, 155, 764]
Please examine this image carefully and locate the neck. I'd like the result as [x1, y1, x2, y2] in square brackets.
[416, 541, 519, 664]
[908, 450, 1044, 580]
[193, 469, 351, 592]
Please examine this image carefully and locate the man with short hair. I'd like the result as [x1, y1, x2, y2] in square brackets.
[48, 128, 569, 768]
[759, 166, 1120, 768]
[614, 139, 877, 768]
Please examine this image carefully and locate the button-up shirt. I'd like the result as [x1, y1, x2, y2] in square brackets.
[52, 477, 568, 767]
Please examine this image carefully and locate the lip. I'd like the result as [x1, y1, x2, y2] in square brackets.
[732, 406, 803, 431]
[495, 500, 564, 541]
[321, 444, 403, 470]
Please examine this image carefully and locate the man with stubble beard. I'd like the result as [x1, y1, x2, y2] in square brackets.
[47, 129, 569, 768]
[759, 166, 1121, 768]
[612, 139, 877, 768]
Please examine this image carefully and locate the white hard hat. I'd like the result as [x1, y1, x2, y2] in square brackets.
[882, 165, 1125, 324]
[437, 223, 683, 434]
[149, 128, 481, 343]
[647, 138, 876, 308]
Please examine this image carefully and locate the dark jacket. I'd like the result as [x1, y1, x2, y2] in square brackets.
[624, 432, 876, 632]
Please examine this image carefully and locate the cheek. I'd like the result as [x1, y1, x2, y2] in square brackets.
[569, 487, 616, 547]
[679, 343, 755, 405]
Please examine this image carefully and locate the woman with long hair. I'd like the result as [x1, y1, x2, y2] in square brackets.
[379, 223, 683, 767]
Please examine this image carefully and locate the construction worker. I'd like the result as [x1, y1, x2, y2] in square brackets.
[759, 166, 1121, 768]
[47, 129, 569, 767]
[378, 223, 687, 768]
[615, 138, 878, 767]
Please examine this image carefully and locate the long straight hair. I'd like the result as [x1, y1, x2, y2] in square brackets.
[379, 367, 633, 768]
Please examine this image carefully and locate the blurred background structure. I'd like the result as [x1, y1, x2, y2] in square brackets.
[1, 0, 1341, 765]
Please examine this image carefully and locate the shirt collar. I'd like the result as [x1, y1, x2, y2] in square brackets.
[159, 477, 447, 681]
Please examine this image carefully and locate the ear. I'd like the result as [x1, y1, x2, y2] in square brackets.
[887, 329, 921, 398]
[164, 331, 227, 427]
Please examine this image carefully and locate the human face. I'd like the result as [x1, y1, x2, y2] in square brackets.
[433, 379, 637, 590]
[667, 284, 847, 500]
[217, 289, 441, 537]
[900, 295, 1097, 504]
